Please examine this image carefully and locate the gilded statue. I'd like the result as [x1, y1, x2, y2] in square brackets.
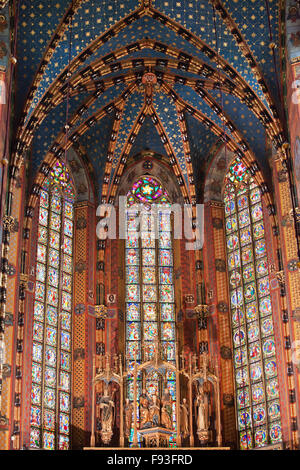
[180, 398, 189, 438]
[161, 387, 173, 429]
[139, 389, 151, 429]
[99, 384, 115, 443]
[124, 398, 133, 438]
[194, 383, 209, 432]
[149, 393, 160, 427]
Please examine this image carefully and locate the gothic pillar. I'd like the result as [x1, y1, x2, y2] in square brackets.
[271, 151, 300, 449]
[72, 202, 96, 448]
[0, 163, 26, 450]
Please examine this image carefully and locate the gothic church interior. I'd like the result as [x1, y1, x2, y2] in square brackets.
[0, 0, 300, 451]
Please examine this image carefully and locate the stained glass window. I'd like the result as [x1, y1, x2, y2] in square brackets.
[125, 176, 176, 445]
[224, 158, 282, 449]
[30, 161, 74, 450]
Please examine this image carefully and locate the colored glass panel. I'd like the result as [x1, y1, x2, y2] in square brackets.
[245, 303, 258, 322]
[49, 231, 60, 250]
[232, 309, 245, 327]
[159, 250, 172, 266]
[161, 303, 174, 321]
[159, 285, 174, 302]
[126, 232, 139, 248]
[38, 226, 48, 244]
[36, 263, 46, 282]
[126, 285, 140, 302]
[47, 287, 59, 307]
[252, 384, 264, 404]
[33, 343, 43, 363]
[142, 249, 155, 266]
[46, 306, 57, 326]
[127, 266, 139, 284]
[126, 249, 139, 265]
[238, 209, 250, 228]
[32, 363, 42, 383]
[60, 312, 71, 331]
[237, 388, 250, 408]
[48, 249, 60, 268]
[259, 297, 272, 317]
[255, 240, 266, 258]
[30, 428, 40, 449]
[40, 190, 49, 208]
[141, 232, 156, 248]
[143, 303, 156, 321]
[60, 372, 70, 392]
[50, 195, 62, 214]
[63, 237, 73, 255]
[251, 204, 263, 222]
[239, 431, 253, 450]
[44, 410, 55, 430]
[244, 283, 256, 303]
[64, 219, 73, 237]
[48, 267, 59, 287]
[258, 277, 270, 297]
[62, 292, 72, 311]
[142, 266, 156, 284]
[64, 202, 73, 219]
[37, 244, 47, 263]
[227, 234, 239, 251]
[62, 273, 72, 292]
[61, 331, 71, 351]
[31, 385, 41, 405]
[61, 352, 71, 371]
[46, 326, 57, 346]
[33, 322, 44, 342]
[143, 285, 157, 302]
[261, 317, 274, 337]
[59, 435, 69, 450]
[243, 264, 255, 282]
[268, 401, 280, 421]
[43, 432, 55, 450]
[240, 228, 252, 246]
[127, 322, 141, 341]
[161, 322, 175, 341]
[59, 414, 70, 434]
[39, 207, 48, 226]
[228, 251, 240, 270]
[44, 388, 56, 409]
[35, 282, 45, 302]
[31, 406, 41, 427]
[50, 212, 61, 231]
[126, 303, 140, 321]
[225, 216, 237, 233]
[45, 367, 56, 388]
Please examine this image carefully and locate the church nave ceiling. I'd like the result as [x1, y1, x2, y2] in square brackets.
[12, 0, 285, 203]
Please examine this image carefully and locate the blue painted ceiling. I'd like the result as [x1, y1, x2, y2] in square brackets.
[13, 0, 284, 201]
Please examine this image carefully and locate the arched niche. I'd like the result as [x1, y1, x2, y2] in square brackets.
[115, 152, 184, 206]
[66, 147, 95, 205]
[203, 146, 236, 203]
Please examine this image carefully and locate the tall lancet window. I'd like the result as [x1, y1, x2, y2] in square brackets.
[30, 161, 75, 450]
[224, 158, 282, 449]
[125, 176, 176, 446]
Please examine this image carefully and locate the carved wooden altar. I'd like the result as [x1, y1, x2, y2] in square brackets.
[89, 340, 222, 449]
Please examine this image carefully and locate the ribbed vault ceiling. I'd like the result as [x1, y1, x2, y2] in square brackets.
[12, 0, 285, 202]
